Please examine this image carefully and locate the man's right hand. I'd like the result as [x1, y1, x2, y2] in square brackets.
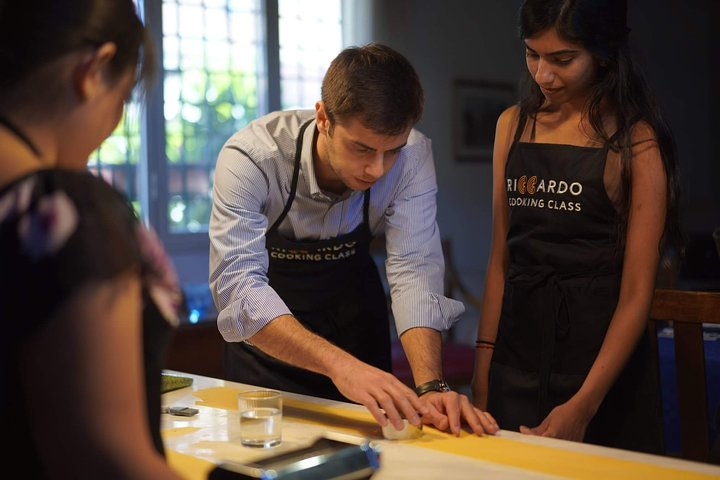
[249, 315, 428, 430]
[330, 358, 428, 430]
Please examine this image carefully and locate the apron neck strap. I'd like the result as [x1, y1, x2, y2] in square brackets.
[268, 119, 313, 235]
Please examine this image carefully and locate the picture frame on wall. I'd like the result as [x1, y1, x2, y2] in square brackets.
[453, 79, 517, 162]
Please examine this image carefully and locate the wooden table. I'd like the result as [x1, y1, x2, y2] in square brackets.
[161, 371, 720, 479]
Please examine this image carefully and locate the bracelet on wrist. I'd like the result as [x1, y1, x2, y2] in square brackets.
[475, 339, 495, 349]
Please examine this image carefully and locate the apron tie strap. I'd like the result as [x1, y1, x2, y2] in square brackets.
[507, 266, 571, 416]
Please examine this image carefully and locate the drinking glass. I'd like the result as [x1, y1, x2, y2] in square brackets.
[237, 390, 282, 447]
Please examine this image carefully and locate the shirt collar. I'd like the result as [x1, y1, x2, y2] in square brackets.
[299, 120, 352, 202]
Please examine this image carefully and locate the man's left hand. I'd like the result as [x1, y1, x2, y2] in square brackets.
[420, 391, 499, 436]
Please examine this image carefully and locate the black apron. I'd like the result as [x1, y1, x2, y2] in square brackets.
[225, 120, 391, 401]
[487, 114, 663, 454]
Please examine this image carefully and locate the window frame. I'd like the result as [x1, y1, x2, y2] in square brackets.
[136, 0, 369, 256]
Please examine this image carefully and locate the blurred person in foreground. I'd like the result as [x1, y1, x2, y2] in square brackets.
[0, 1, 183, 477]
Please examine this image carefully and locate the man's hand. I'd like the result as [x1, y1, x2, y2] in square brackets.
[420, 390, 499, 436]
[330, 360, 429, 430]
[250, 316, 428, 430]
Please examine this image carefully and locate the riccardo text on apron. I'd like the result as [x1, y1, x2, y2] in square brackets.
[507, 175, 583, 212]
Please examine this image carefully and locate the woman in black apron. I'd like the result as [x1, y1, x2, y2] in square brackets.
[473, 0, 681, 454]
[487, 113, 664, 453]
[225, 121, 391, 401]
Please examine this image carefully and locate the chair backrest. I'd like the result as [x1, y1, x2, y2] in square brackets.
[648, 288, 720, 463]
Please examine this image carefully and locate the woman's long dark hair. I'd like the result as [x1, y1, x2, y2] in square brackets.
[517, 0, 682, 256]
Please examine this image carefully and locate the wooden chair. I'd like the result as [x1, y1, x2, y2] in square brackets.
[648, 288, 720, 463]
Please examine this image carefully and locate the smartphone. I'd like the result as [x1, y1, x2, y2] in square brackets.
[208, 435, 380, 479]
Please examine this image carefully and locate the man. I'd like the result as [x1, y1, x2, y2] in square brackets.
[209, 43, 497, 435]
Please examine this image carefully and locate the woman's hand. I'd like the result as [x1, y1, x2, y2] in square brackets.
[519, 397, 595, 442]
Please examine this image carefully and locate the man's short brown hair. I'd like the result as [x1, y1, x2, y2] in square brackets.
[321, 43, 424, 136]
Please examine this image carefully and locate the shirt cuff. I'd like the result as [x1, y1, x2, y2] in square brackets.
[392, 292, 465, 336]
[216, 285, 292, 342]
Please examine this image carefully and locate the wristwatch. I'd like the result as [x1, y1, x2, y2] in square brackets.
[414, 379, 451, 397]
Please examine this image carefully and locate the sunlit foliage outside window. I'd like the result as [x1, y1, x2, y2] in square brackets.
[90, 0, 343, 235]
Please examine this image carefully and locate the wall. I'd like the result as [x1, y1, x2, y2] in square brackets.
[628, 0, 719, 234]
[371, 0, 719, 338]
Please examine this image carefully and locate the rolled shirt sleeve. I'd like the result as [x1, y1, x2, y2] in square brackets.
[382, 134, 465, 335]
[209, 147, 291, 342]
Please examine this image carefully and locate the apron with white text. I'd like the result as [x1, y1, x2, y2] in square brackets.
[487, 114, 663, 454]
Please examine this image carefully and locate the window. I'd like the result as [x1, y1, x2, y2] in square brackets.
[91, 0, 359, 253]
[162, 0, 264, 235]
[278, 0, 343, 109]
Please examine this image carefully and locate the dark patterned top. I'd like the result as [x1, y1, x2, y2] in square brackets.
[0, 169, 182, 475]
